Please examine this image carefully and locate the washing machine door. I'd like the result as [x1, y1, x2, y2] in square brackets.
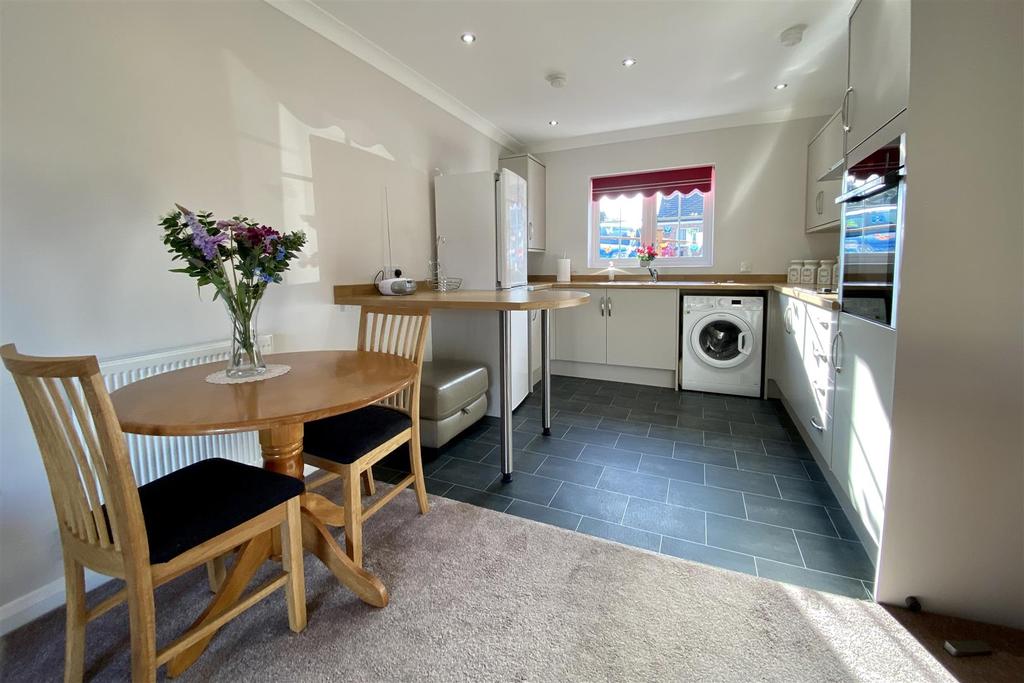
[690, 312, 754, 369]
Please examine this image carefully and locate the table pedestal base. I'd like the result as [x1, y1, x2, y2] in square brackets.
[167, 425, 388, 676]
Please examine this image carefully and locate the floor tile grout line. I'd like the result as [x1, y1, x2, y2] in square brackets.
[793, 528, 808, 568]
[546, 480, 565, 508]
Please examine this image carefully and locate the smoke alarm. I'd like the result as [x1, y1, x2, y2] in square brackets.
[779, 24, 807, 47]
[546, 73, 568, 88]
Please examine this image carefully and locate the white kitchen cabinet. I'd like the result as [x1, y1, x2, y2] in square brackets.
[805, 110, 843, 233]
[845, 0, 910, 156]
[809, 109, 845, 182]
[553, 288, 607, 364]
[771, 293, 837, 465]
[553, 288, 677, 371]
[499, 154, 546, 251]
[830, 312, 896, 547]
[605, 290, 678, 370]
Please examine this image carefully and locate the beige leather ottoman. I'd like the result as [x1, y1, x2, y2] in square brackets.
[418, 360, 488, 449]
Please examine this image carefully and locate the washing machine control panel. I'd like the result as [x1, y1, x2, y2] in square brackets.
[684, 296, 763, 313]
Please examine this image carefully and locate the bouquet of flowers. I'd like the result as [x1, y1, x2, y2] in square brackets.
[637, 243, 659, 265]
[159, 204, 306, 377]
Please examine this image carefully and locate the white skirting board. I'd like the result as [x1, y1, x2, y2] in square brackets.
[550, 360, 676, 389]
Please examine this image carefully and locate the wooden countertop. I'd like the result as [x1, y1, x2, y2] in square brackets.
[531, 280, 840, 311]
[772, 285, 840, 311]
[334, 285, 590, 311]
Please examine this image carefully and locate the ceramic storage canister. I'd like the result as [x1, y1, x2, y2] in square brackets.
[787, 260, 803, 284]
[801, 260, 818, 285]
[818, 259, 835, 287]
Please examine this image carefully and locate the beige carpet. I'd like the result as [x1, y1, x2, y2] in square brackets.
[0, 489, 956, 682]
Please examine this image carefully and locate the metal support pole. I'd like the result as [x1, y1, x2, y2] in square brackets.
[498, 310, 514, 482]
[541, 308, 552, 436]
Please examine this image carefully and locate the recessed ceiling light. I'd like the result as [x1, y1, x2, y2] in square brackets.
[622, 57, 637, 67]
[774, 83, 789, 90]
[460, 32, 476, 44]
[548, 120, 559, 126]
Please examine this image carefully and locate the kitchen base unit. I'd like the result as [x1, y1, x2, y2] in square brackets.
[767, 290, 895, 565]
[551, 288, 680, 388]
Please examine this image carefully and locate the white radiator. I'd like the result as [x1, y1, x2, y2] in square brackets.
[100, 336, 274, 485]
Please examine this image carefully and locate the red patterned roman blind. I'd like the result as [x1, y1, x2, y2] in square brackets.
[591, 165, 714, 201]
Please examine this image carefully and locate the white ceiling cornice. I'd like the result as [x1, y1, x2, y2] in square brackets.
[265, 0, 522, 151]
[526, 103, 838, 155]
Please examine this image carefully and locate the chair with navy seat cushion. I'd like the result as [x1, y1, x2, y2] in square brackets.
[1, 344, 306, 683]
[303, 307, 430, 566]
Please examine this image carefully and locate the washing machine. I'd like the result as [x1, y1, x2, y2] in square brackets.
[681, 295, 764, 397]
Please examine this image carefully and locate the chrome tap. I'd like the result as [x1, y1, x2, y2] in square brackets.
[648, 267, 659, 283]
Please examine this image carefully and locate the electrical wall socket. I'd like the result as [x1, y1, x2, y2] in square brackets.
[739, 261, 752, 273]
[383, 264, 403, 279]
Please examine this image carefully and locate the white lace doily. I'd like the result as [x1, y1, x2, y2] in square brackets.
[205, 364, 291, 385]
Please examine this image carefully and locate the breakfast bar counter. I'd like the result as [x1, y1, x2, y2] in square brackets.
[334, 285, 591, 482]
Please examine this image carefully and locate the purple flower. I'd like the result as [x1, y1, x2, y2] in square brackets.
[191, 228, 227, 260]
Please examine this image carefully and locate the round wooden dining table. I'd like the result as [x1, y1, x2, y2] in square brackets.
[110, 350, 416, 673]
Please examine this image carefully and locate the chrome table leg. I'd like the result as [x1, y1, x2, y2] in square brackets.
[541, 308, 552, 436]
[498, 310, 514, 482]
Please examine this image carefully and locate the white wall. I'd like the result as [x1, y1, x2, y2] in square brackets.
[530, 117, 840, 276]
[0, 0, 502, 632]
[876, 0, 1024, 629]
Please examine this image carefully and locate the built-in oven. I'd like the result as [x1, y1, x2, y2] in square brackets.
[836, 134, 905, 328]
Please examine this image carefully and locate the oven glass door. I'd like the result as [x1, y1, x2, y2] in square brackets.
[840, 137, 904, 327]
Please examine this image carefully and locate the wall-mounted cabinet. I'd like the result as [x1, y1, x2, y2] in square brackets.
[845, 0, 910, 157]
[553, 288, 677, 370]
[805, 109, 843, 233]
[499, 154, 546, 251]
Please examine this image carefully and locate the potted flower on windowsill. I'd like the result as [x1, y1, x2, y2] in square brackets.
[637, 243, 660, 282]
[159, 205, 306, 378]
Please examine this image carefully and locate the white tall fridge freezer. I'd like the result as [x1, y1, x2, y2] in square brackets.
[432, 169, 531, 416]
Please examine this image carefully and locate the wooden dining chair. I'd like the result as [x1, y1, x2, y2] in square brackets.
[1, 344, 307, 683]
[303, 307, 430, 566]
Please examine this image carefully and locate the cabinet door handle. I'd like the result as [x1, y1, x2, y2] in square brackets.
[816, 190, 824, 215]
[784, 306, 794, 334]
[528, 221, 534, 240]
[607, 296, 613, 317]
[841, 86, 853, 132]
[810, 416, 825, 432]
[832, 330, 844, 373]
[600, 296, 605, 317]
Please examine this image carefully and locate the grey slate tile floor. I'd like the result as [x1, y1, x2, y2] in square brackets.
[373, 375, 875, 600]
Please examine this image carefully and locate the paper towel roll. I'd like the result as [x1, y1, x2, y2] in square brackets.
[556, 258, 571, 282]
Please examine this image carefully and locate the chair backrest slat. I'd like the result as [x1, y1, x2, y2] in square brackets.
[2, 344, 146, 569]
[357, 308, 430, 416]
[60, 376, 117, 548]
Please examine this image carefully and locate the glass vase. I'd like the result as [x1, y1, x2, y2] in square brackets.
[224, 296, 266, 378]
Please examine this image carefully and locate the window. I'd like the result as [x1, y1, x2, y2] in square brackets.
[589, 165, 714, 267]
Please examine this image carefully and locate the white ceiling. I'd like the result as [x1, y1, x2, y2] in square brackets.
[313, 0, 854, 149]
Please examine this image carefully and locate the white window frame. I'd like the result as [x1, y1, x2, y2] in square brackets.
[587, 185, 715, 269]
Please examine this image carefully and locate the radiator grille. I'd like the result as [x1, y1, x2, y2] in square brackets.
[100, 336, 273, 485]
